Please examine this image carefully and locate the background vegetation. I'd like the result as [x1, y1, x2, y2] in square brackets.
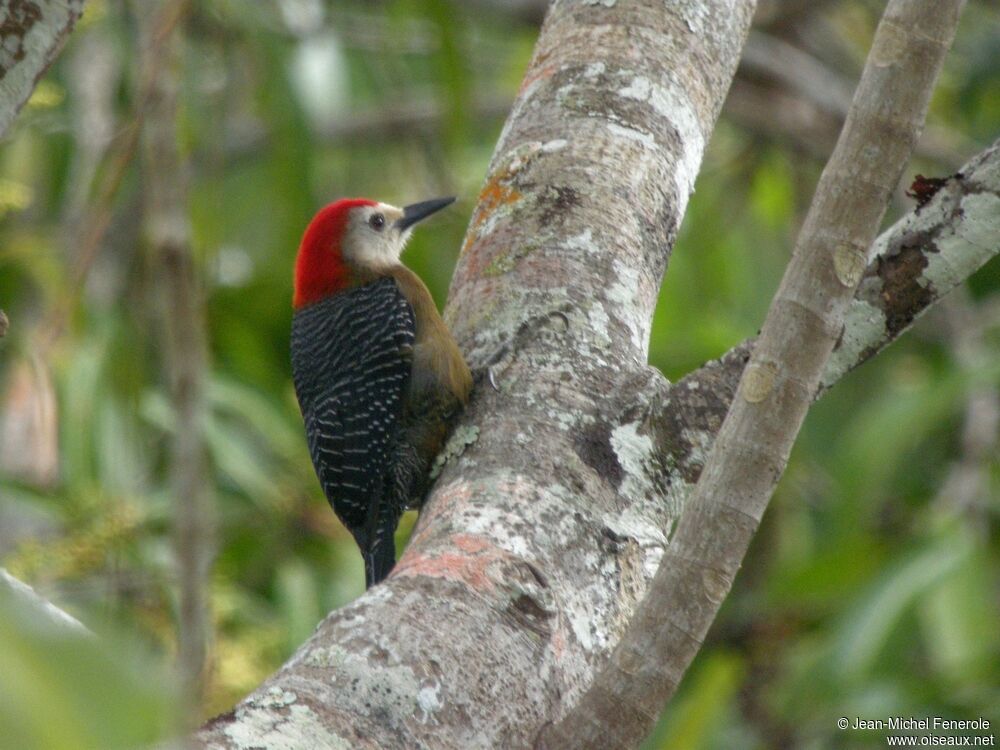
[0, 1, 997, 747]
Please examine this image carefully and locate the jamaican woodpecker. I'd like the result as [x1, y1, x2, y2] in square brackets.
[291, 196, 472, 588]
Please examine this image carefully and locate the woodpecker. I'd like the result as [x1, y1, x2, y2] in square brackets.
[291, 196, 472, 588]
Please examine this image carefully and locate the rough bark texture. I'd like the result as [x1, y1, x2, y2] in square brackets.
[540, 0, 966, 747]
[192, 1, 998, 747]
[0, 0, 85, 138]
[825, 144, 1000, 388]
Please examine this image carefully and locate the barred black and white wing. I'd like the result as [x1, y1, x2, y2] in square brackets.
[291, 277, 415, 582]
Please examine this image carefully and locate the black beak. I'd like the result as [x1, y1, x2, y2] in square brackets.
[395, 196, 455, 231]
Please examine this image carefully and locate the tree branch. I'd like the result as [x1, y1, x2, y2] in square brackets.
[730, 28, 972, 167]
[541, 0, 966, 746]
[635, 136, 1000, 572]
[137, 0, 213, 722]
[0, 567, 92, 637]
[825, 147, 1000, 387]
[740, 29, 852, 117]
[0, 0, 86, 138]
[36, 0, 188, 354]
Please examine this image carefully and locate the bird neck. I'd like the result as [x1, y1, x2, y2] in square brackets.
[294, 251, 400, 309]
[384, 265, 435, 323]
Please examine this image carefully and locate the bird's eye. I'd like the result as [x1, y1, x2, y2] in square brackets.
[369, 213, 385, 231]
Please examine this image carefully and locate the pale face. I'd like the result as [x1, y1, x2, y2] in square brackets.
[340, 202, 412, 269]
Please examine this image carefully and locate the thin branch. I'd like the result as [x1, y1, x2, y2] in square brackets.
[824, 146, 1000, 387]
[655, 140, 1000, 502]
[216, 94, 513, 167]
[137, 0, 212, 722]
[36, 0, 189, 354]
[540, 0, 966, 747]
[729, 34, 972, 167]
[740, 29, 853, 117]
[61, 25, 121, 227]
[753, 0, 837, 28]
[0, 567, 92, 637]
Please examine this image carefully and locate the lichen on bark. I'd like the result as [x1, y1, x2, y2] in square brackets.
[0, 0, 86, 137]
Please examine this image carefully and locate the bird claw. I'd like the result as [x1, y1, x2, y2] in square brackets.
[487, 366, 500, 391]
[550, 310, 570, 330]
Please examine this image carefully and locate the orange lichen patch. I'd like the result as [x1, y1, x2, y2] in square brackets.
[394, 533, 512, 592]
[452, 533, 491, 555]
[407, 482, 475, 549]
[517, 62, 557, 97]
[458, 232, 477, 259]
[459, 172, 525, 266]
[470, 174, 523, 233]
[394, 551, 492, 590]
[552, 624, 567, 661]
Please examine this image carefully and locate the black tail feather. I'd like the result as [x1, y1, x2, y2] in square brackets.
[363, 539, 396, 589]
[359, 479, 398, 589]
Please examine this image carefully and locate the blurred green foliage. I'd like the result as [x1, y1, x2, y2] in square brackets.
[0, 583, 176, 750]
[0, 1, 997, 748]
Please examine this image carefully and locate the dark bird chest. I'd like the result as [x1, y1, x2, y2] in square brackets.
[290, 278, 416, 524]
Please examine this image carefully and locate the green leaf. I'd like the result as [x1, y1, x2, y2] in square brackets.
[0, 586, 176, 750]
[832, 536, 970, 681]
